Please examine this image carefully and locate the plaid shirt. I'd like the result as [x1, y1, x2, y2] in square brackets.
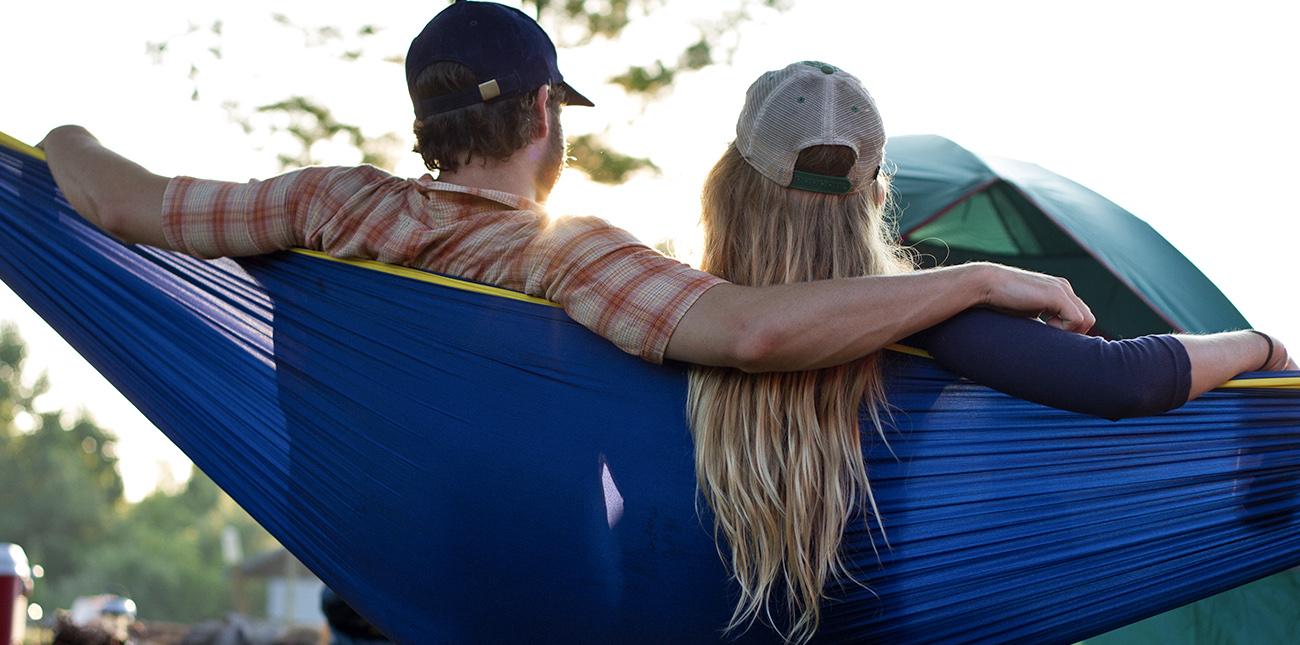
[163, 165, 723, 363]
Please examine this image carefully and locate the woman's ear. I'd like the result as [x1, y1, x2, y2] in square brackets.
[871, 180, 886, 206]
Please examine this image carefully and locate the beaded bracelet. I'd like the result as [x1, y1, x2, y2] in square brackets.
[1247, 330, 1274, 372]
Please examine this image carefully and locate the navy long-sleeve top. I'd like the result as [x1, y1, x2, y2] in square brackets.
[906, 308, 1193, 421]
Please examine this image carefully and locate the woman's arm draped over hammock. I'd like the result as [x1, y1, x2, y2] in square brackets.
[910, 308, 1291, 420]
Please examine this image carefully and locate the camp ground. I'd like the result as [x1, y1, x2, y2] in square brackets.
[3, 132, 1300, 642]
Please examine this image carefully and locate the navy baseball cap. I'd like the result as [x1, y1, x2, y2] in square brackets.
[406, 0, 594, 119]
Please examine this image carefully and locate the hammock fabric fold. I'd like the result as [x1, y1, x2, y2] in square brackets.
[3, 139, 1300, 644]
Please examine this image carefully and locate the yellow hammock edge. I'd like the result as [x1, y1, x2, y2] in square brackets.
[6, 128, 1298, 391]
[288, 249, 558, 308]
[0, 130, 46, 161]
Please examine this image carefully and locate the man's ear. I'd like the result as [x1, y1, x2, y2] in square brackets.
[533, 85, 551, 141]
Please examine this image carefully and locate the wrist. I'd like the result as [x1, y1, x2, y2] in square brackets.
[959, 262, 997, 309]
[1245, 330, 1275, 371]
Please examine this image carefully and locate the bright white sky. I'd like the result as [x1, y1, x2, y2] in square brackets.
[2, 0, 1297, 501]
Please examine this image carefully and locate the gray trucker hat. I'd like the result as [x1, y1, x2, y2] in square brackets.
[736, 61, 885, 194]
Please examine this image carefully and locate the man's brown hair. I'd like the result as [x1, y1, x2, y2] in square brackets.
[410, 61, 564, 173]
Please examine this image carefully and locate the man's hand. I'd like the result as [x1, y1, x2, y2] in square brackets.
[40, 125, 173, 249]
[970, 262, 1095, 334]
[666, 262, 1094, 372]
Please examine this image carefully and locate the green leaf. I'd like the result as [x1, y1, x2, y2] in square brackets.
[567, 133, 659, 185]
[609, 61, 675, 95]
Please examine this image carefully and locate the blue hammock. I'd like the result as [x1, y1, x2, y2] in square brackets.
[3, 136, 1300, 644]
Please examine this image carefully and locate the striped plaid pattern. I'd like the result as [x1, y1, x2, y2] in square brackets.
[163, 165, 723, 363]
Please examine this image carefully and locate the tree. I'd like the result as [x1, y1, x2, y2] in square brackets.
[537, 0, 791, 96]
[0, 322, 123, 612]
[0, 323, 276, 621]
[84, 467, 276, 623]
[146, 1, 791, 184]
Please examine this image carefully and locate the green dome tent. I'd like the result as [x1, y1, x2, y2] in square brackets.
[888, 134, 1248, 338]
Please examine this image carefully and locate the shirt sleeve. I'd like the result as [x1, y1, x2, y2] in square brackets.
[519, 215, 726, 364]
[906, 308, 1193, 420]
[162, 166, 396, 258]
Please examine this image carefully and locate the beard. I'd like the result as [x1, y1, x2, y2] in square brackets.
[533, 110, 567, 203]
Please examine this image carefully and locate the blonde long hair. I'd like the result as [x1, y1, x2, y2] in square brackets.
[689, 143, 912, 643]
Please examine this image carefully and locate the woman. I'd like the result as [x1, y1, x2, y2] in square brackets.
[688, 61, 1292, 644]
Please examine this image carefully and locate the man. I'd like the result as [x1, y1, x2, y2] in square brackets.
[40, 0, 1093, 372]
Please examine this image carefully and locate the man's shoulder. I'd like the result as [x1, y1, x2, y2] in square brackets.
[307, 164, 409, 192]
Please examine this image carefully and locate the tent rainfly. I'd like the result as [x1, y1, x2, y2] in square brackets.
[887, 135, 1248, 339]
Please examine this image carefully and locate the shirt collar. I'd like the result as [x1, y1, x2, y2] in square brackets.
[416, 175, 547, 214]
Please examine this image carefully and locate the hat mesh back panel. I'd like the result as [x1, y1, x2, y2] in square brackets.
[736, 63, 885, 193]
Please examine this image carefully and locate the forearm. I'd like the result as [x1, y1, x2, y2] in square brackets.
[730, 266, 993, 371]
[40, 125, 173, 248]
[665, 262, 1090, 371]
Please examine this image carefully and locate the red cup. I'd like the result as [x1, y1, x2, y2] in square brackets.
[0, 544, 31, 645]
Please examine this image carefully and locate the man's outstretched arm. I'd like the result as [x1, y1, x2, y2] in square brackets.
[39, 125, 173, 249]
[665, 263, 1094, 372]
[41, 125, 1094, 373]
